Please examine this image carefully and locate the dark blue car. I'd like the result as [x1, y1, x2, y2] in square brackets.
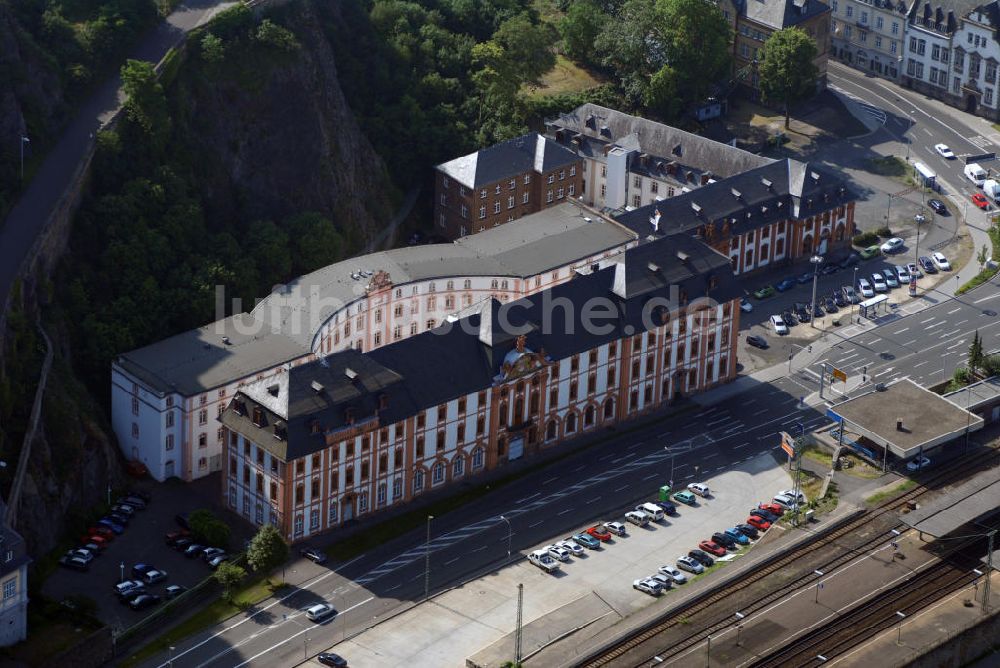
[98, 518, 125, 534]
[775, 277, 796, 292]
[656, 500, 677, 515]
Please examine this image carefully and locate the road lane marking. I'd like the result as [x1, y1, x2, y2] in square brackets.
[913, 360, 929, 368]
[585, 496, 601, 504]
[643, 474, 658, 480]
[558, 508, 573, 515]
[615, 484, 628, 492]
[920, 316, 935, 324]
[974, 293, 1000, 303]
[529, 520, 544, 527]
[445, 557, 460, 566]
[516, 492, 541, 503]
[542, 477, 559, 485]
[948, 307, 962, 314]
[733, 442, 750, 449]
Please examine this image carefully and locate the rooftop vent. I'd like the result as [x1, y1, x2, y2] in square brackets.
[267, 384, 280, 398]
[811, 171, 820, 182]
[761, 178, 773, 189]
[345, 368, 358, 380]
[222, 336, 231, 345]
[273, 421, 287, 441]
[647, 262, 660, 272]
[691, 202, 702, 214]
[310, 380, 325, 394]
[731, 188, 742, 199]
[599, 124, 612, 137]
[251, 405, 266, 428]
[233, 400, 247, 417]
[676, 250, 690, 262]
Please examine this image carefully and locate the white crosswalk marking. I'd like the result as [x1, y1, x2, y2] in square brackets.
[968, 135, 993, 149]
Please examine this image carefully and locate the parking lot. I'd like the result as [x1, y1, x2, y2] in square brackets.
[41, 474, 253, 630]
[306, 452, 793, 668]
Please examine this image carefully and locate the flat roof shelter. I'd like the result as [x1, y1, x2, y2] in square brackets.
[858, 294, 889, 319]
[826, 379, 984, 465]
[901, 468, 1000, 538]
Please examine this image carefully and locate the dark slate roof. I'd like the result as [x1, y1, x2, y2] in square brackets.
[222, 233, 742, 461]
[0, 503, 30, 576]
[546, 104, 774, 177]
[615, 159, 852, 238]
[743, 0, 830, 29]
[437, 132, 580, 188]
[909, 0, 981, 32]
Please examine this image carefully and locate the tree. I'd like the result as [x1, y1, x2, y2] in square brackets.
[120, 59, 170, 146]
[758, 27, 819, 128]
[559, 0, 607, 63]
[969, 330, 984, 376]
[246, 524, 290, 574]
[978, 243, 989, 270]
[214, 562, 247, 602]
[653, 0, 731, 111]
[492, 13, 557, 84]
[594, 0, 661, 106]
[188, 509, 231, 548]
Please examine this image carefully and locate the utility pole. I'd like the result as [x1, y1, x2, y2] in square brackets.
[515, 583, 524, 665]
[792, 423, 805, 526]
[500, 515, 512, 560]
[984, 530, 995, 614]
[424, 515, 434, 600]
[809, 255, 823, 329]
[19, 135, 29, 181]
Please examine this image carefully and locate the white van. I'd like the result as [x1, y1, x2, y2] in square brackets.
[965, 163, 988, 187]
[636, 502, 664, 521]
[625, 510, 650, 527]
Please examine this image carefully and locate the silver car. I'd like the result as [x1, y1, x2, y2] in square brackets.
[676, 555, 704, 574]
[558, 539, 584, 557]
[657, 565, 688, 584]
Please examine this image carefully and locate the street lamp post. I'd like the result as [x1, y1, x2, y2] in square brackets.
[706, 634, 712, 668]
[19, 135, 29, 181]
[809, 255, 824, 329]
[895, 611, 906, 645]
[499, 515, 512, 560]
[424, 515, 434, 600]
[168, 646, 175, 667]
[666, 446, 675, 488]
[814, 569, 825, 603]
[734, 611, 745, 646]
[119, 561, 124, 584]
[852, 266, 859, 319]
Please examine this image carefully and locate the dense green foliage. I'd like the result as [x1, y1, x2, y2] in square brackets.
[758, 27, 819, 127]
[246, 524, 289, 574]
[188, 509, 231, 548]
[59, 6, 349, 398]
[213, 561, 247, 601]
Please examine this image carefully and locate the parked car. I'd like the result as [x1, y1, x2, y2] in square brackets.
[558, 539, 584, 557]
[81, 541, 105, 554]
[688, 549, 714, 567]
[59, 555, 89, 572]
[67, 549, 94, 563]
[772, 494, 801, 511]
[528, 550, 560, 573]
[753, 285, 776, 299]
[906, 455, 932, 471]
[880, 237, 904, 254]
[895, 265, 911, 284]
[673, 491, 697, 506]
[571, 533, 601, 550]
[97, 519, 125, 534]
[778, 490, 807, 505]
[129, 594, 161, 611]
[633, 578, 663, 597]
[586, 525, 613, 542]
[82, 534, 109, 548]
[724, 528, 751, 545]
[112, 504, 136, 516]
[871, 273, 887, 292]
[746, 516, 771, 531]
[108, 512, 131, 526]
[932, 252, 951, 271]
[928, 198, 948, 215]
[746, 334, 768, 350]
[882, 268, 899, 288]
[656, 500, 677, 515]
[118, 496, 147, 510]
[625, 510, 650, 527]
[114, 580, 145, 598]
[782, 310, 798, 327]
[770, 315, 788, 335]
[750, 509, 779, 523]
[735, 523, 759, 540]
[972, 192, 990, 209]
[740, 297, 753, 313]
[797, 272, 813, 284]
[125, 489, 152, 503]
[603, 521, 627, 537]
[758, 502, 785, 516]
[317, 653, 349, 668]
[165, 585, 187, 599]
[832, 291, 847, 308]
[907, 262, 923, 278]
[821, 263, 840, 275]
[859, 245, 881, 260]
[547, 544, 571, 562]
[305, 603, 338, 623]
[202, 547, 226, 562]
[677, 555, 705, 574]
[857, 278, 874, 298]
[300, 547, 327, 564]
[698, 540, 726, 557]
[164, 530, 190, 545]
[184, 544, 206, 558]
[838, 253, 860, 269]
[822, 297, 838, 313]
[919, 256, 938, 274]
[841, 285, 858, 304]
[144, 570, 168, 585]
[687, 483, 710, 497]
[172, 538, 193, 552]
[208, 555, 229, 569]
[934, 143, 955, 159]
[657, 565, 687, 584]
[132, 563, 155, 578]
[794, 302, 811, 322]
[711, 532, 738, 550]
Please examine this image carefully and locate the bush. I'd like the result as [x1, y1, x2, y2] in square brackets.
[876, 226, 892, 237]
[188, 509, 231, 548]
[852, 231, 879, 247]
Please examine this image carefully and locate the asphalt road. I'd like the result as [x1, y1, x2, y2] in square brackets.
[143, 65, 1000, 668]
[0, 0, 233, 314]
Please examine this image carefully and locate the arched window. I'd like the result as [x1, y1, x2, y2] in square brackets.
[546, 420, 557, 440]
[453, 457, 464, 478]
[566, 413, 577, 433]
[472, 447, 484, 470]
[584, 405, 595, 426]
[603, 398, 615, 419]
[432, 461, 446, 484]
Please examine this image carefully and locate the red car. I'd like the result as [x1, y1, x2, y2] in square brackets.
[746, 516, 771, 531]
[587, 525, 613, 542]
[81, 535, 109, 548]
[699, 540, 727, 557]
[87, 527, 114, 540]
[972, 192, 990, 210]
[758, 502, 785, 516]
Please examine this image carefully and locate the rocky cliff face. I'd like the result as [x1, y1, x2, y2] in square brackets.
[174, 0, 395, 239]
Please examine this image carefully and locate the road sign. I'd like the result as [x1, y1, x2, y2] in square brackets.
[780, 431, 797, 458]
[831, 367, 847, 383]
[965, 152, 997, 164]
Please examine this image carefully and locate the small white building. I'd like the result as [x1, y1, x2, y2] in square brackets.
[0, 509, 29, 647]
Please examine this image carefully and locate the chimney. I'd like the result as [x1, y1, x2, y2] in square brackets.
[267, 384, 280, 398]
[585, 114, 596, 129]
[649, 209, 662, 232]
[896, 418, 904, 431]
[310, 380, 325, 394]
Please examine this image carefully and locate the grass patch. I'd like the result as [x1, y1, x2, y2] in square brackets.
[801, 445, 832, 467]
[526, 55, 604, 98]
[958, 266, 999, 294]
[3, 621, 101, 665]
[837, 453, 884, 479]
[865, 479, 918, 506]
[119, 577, 284, 668]
[863, 155, 908, 177]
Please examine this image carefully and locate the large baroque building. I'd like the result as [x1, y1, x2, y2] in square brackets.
[433, 132, 583, 239]
[831, 0, 910, 80]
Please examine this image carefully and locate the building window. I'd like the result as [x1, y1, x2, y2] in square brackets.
[392, 477, 402, 500]
[199, 409, 208, 425]
[508, 195, 515, 209]
[2, 579, 15, 600]
[522, 192, 529, 204]
[359, 492, 369, 513]
[414, 469, 424, 492]
[494, 201, 501, 214]
[566, 413, 577, 433]
[987, 88, 995, 106]
[199, 433, 207, 448]
[432, 461, 446, 484]
[131, 397, 139, 415]
[329, 503, 338, 524]
[166, 434, 174, 451]
[479, 206, 486, 219]
[378, 483, 387, 506]
[546, 190, 554, 203]
[472, 447, 484, 470]
[454, 456, 464, 478]
[131, 423, 139, 439]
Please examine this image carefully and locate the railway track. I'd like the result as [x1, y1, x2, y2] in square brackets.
[580, 445, 998, 667]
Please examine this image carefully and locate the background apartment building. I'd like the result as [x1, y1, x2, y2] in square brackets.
[831, 0, 908, 80]
[220, 234, 743, 542]
[433, 133, 583, 239]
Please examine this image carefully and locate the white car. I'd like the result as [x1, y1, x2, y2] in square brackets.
[676, 555, 705, 574]
[547, 544, 571, 562]
[528, 550, 560, 572]
[906, 455, 932, 471]
[633, 578, 663, 596]
[770, 314, 788, 335]
[935, 143, 955, 159]
[657, 565, 688, 584]
[144, 569, 168, 584]
[858, 278, 874, 298]
[932, 252, 951, 271]
[305, 602, 337, 622]
[603, 521, 627, 537]
[772, 494, 801, 510]
[558, 539, 584, 557]
[871, 273, 887, 292]
[880, 237, 904, 254]
[740, 297, 753, 313]
[625, 510, 650, 527]
[895, 265, 911, 284]
[687, 482, 710, 497]
[778, 489, 807, 504]
[67, 549, 94, 564]
[907, 262, 923, 278]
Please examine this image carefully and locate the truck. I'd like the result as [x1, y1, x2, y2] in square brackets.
[965, 163, 988, 187]
[528, 550, 560, 573]
[985, 179, 1000, 202]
